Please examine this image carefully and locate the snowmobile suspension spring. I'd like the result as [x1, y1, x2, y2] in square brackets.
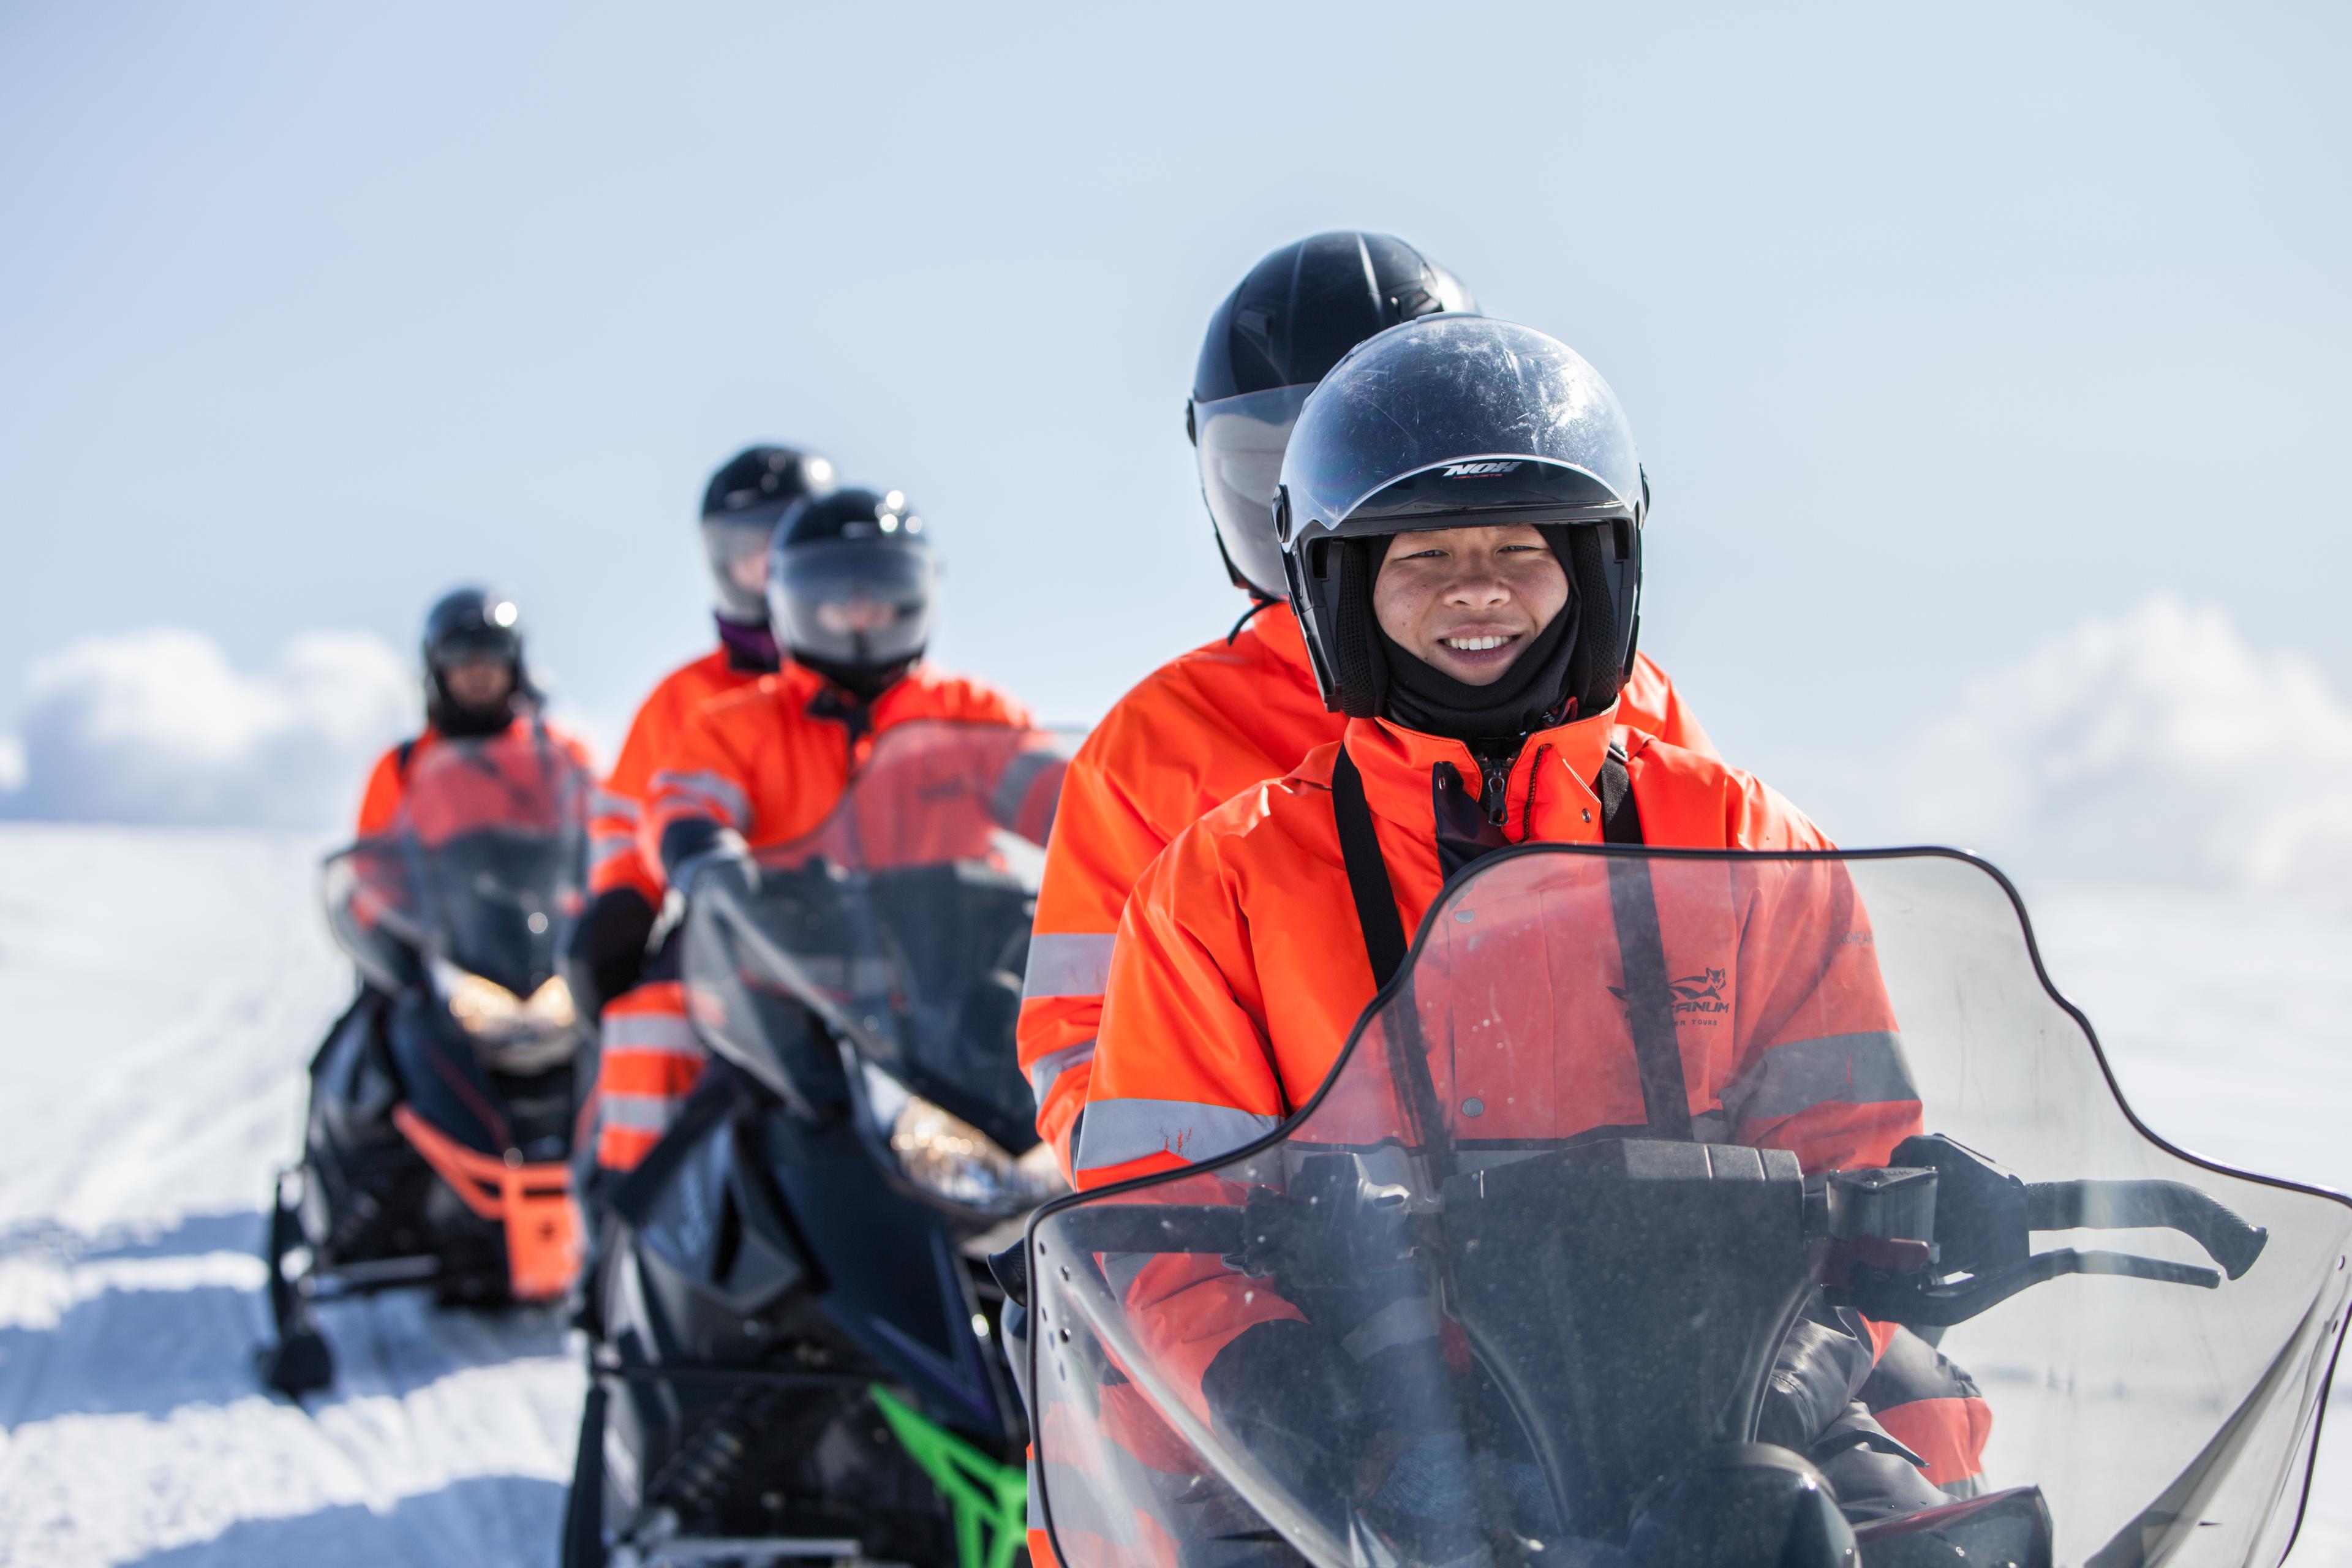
[646, 1385, 786, 1519]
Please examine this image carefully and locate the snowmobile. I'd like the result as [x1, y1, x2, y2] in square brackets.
[1020, 845, 2352, 1568]
[258, 724, 596, 1396]
[565, 720, 1069, 1568]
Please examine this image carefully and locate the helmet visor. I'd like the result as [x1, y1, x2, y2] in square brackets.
[1281, 316, 1644, 542]
[771, 538, 935, 669]
[702, 511, 786, 623]
[426, 624, 519, 671]
[1194, 385, 1311, 598]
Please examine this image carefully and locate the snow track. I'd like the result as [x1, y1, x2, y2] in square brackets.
[0, 827, 2343, 1564]
[0, 827, 579, 1567]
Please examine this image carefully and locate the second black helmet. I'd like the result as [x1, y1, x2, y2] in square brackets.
[1190, 233, 1478, 598]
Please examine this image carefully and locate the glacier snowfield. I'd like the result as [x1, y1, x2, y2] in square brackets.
[0, 825, 2345, 1566]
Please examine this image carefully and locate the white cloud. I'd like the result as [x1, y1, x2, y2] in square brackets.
[0, 629, 417, 828]
[1905, 597, 2352, 892]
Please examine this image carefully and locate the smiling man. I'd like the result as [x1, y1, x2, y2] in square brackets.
[1072, 315, 1972, 1520]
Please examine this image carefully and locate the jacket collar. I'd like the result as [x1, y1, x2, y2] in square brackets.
[1334, 705, 1617, 848]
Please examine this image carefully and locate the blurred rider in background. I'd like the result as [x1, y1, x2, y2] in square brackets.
[565, 447, 835, 1178]
[355, 586, 592, 834]
[643, 484, 1059, 902]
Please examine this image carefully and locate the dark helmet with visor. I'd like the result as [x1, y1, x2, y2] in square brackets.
[421, 586, 533, 733]
[700, 445, 837, 625]
[423, 586, 525, 676]
[1276, 315, 1646, 724]
[1191, 233, 1477, 600]
[767, 487, 935, 691]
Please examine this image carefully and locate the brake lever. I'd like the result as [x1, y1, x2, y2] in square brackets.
[1833, 1247, 2223, 1327]
[2026, 1179, 2267, 1280]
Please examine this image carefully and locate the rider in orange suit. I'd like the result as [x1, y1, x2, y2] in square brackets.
[624, 488, 1057, 1170]
[566, 447, 835, 1175]
[1065, 318, 1959, 1536]
[1018, 235, 1714, 1197]
[355, 587, 592, 837]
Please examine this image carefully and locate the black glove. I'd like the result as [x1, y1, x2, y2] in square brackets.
[661, 818, 758, 903]
[561, 886, 658, 1022]
[1199, 1319, 1366, 1503]
[1756, 1310, 1877, 1454]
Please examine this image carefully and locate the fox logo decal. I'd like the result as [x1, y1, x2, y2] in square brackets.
[1609, 965, 1731, 1022]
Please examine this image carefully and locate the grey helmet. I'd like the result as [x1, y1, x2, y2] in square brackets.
[1275, 315, 1647, 720]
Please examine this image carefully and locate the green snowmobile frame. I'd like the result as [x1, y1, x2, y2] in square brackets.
[872, 1384, 1029, 1568]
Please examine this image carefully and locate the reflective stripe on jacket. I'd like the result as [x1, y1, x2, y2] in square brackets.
[1019, 601, 1710, 1177]
[595, 978, 703, 1172]
[1075, 706, 1924, 1407]
[591, 647, 766, 902]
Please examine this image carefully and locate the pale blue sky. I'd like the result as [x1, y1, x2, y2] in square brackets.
[4, 2, 2347, 839]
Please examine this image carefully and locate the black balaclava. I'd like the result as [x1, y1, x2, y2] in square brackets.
[429, 669, 522, 739]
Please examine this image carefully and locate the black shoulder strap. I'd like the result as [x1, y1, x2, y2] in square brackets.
[1330, 743, 1409, 990]
[1599, 744, 1642, 845]
[1597, 744, 1692, 1138]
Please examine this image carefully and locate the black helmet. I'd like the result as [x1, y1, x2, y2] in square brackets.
[700, 445, 837, 625]
[1190, 233, 1478, 599]
[1276, 316, 1646, 727]
[421, 586, 532, 733]
[767, 487, 935, 696]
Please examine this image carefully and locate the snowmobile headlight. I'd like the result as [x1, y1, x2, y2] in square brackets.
[429, 958, 575, 1038]
[864, 1065, 1065, 1213]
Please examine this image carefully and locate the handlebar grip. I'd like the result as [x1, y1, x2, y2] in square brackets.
[2026, 1180, 2267, 1280]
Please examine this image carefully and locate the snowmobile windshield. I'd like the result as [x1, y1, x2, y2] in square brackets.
[679, 720, 1070, 1211]
[322, 728, 593, 1002]
[1026, 847, 2352, 1568]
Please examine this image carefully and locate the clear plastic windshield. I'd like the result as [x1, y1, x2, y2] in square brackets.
[322, 728, 593, 1000]
[1027, 848, 2351, 1568]
[680, 721, 1069, 1177]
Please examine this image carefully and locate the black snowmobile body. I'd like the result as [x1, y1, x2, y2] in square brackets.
[260, 726, 597, 1396]
[567, 721, 1069, 1568]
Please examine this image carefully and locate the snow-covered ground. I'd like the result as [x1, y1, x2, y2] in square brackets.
[0, 826, 2343, 1564]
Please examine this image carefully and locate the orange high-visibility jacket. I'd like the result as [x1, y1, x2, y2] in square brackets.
[1074, 706, 1923, 1414]
[590, 647, 769, 904]
[640, 662, 1041, 867]
[1019, 602, 1711, 1174]
[354, 720, 596, 839]
[586, 646, 770, 1174]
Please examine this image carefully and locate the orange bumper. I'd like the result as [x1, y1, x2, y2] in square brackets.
[391, 1104, 582, 1300]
